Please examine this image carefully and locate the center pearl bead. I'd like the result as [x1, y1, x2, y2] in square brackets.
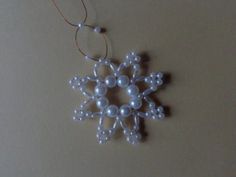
[106, 105, 119, 117]
[117, 75, 129, 88]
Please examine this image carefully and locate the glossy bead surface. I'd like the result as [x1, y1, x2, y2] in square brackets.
[119, 105, 131, 117]
[84, 55, 89, 60]
[144, 76, 151, 83]
[158, 113, 165, 119]
[133, 64, 140, 71]
[134, 56, 141, 62]
[127, 84, 139, 97]
[96, 97, 108, 109]
[77, 22, 84, 28]
[157, 106, 164, 113]
[95, 84, 107, 96]
[150, 85, 157, 91]
[130, 98, 142, 109]
[105, 75, 116, 88]
[156, 79, 163, 85]
[106, 105, 118, 117]
[117, 75, 129, 88]
[156, 72, 163, 78]
[94, 26, 101, 33]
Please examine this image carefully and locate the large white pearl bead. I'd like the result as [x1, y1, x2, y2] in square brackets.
[105, 75, 116, 88]
[117, 75, 129, 88]
[106, 105, 118, 117]
[119, 105, 131, 117]
[130, 98, 142, 109]
[95, 84, 107, 96]
[127, 84, 139, 97]
[96, 97, 109, 109]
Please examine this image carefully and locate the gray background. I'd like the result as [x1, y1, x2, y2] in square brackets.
[0, 0, 235, 177]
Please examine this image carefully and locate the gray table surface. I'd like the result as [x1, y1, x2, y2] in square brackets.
[0, 0, 235, 177]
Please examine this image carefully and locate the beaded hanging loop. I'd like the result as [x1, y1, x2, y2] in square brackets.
[75, 23, 109, 61]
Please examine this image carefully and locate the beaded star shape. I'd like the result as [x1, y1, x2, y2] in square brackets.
[69, 52, 166, 144]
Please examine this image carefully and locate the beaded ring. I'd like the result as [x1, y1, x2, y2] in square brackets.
[75, 23, 109, 62]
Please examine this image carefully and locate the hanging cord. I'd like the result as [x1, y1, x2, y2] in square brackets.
[51, 0, 87, 26]
[50, 0, 109, 62]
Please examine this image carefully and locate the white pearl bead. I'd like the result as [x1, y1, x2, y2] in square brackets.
[123, 60, 130, 67]
[131, 52, 136, 56]
[77, 22, 84, 28]
[150, 85, 157, 91]
[104, 59, 110, 65]
[156, 79, 163, 85]
[157, 106, 164, 113]
[81, 77, 88, 83]
[114, 71, 119, 77]
[117, 75, 129, 88]
[94, 26, 101, 33]
[130, 98, 142, 109]
[145, 112, 151, 117]
[85, 111, 92, 117]
[133, 64, 140, 71]
[127, 84, 139, 97]
[108, 129, 113, 134]
[96, 97, 109, 109]
[152, 114, 159, 120]
[149, 102, 155, 109]
[156, 72, 163, 78]
[95, 84, 107, 96]
[84, 55, 89, 60]
[129, 54, 136, 61]
[106, 105, 118, 117]
[150, 72, 156, 78]
[119, 105, 131, 117]
[134, 56, 141, 62]
[150, 108, 157, 114]
[144, 77, 151, 83]
[158, 113, 165, 119]
[105, 75, 116, 88]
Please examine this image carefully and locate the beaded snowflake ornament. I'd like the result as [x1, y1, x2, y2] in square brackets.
[69, 52, 166, 144]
